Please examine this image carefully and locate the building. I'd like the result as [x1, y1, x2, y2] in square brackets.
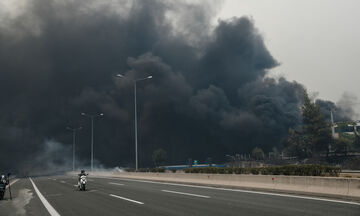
[332, 120, 360, 138]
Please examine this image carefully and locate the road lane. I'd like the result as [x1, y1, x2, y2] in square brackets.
[30, 176, 150, 216]
[2, 175, 360, 216]
[95, 176, 360, 205]
[92, 176, 360, 216]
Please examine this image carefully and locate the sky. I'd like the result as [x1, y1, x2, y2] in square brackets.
[218, 0, 360, 108]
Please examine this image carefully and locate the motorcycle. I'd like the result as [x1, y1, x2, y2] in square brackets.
[78, 174, 88, 191]
[0, 182, 5, 200]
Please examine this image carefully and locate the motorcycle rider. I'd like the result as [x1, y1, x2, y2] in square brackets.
[78, 170, 87, 186]
[0, 174, 9, 200]
[0, 175, 9, 185]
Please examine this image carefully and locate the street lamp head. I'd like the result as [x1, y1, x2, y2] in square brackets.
[116, 74, 124, 78]
[147, 75, 153, 79]
[100, 113, 104, 116]
[66, 127, 71, 130]
[81, 112, 86, 116]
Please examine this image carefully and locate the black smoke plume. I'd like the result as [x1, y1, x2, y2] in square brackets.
[0, 0, 354, 173]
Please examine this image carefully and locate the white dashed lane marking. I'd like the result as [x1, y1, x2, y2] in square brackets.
[109, 182, 124, 186]
[109, 194, 144, 205]
[162, 190, 210, 198]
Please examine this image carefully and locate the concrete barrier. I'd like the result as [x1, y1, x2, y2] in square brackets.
[88, 171, 360, 198]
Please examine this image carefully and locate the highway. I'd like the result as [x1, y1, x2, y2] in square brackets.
[0, 175, 359, 216]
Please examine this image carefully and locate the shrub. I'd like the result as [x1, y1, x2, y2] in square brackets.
[125, 168, 135, 172]
[182, 165, 340, 177]
[250, 168, 259, 175]
[137, 168, 150, 172]
[150, 167, 165, 173]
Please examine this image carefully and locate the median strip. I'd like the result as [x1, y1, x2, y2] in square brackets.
[162, 190, 210, 198]
[29, 178, 61, 216]
[109, 194, 144, 204]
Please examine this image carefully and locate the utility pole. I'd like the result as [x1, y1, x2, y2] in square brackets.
[331, 110, 335, 138]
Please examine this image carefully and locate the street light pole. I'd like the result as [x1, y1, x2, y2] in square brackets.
[91, 116, 94, 171]
[134, 81, 138, 171]
[116, 74, 152, 171]
[73, 129, 76, 171]
[81, 112, 103, 172]
[66, 126, 82, 171]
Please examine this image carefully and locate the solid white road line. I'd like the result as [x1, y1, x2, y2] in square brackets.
[109, 182, 124, 186]
[109, 194, 144, 205]
[97, 177, 360, 206]
[29, 178, 61, 216]
[162, 190, 210, 198]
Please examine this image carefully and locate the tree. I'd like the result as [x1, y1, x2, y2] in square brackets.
[301, 90, 332, 154]
[285, 128, 311, 158]
[286, 91, 332, 158]
[252, 147, 264, 160]
[334, 137, 351, 155]
[152, 148, 167, 167]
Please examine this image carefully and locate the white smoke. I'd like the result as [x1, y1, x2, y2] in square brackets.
[19, 139, 89, 176]
[337, 92, 359, 120]
[10, 189, 33, 216]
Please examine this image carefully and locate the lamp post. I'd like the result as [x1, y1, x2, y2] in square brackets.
[66, 126, 82, 171]
[81, 112, 104, 172]
[116, 74, 152, 171]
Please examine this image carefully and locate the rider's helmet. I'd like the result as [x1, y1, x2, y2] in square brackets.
[1, 175, 4, 179]
[81, 170, 85, 174]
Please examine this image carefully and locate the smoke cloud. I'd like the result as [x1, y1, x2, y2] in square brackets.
[0, 0, 356, 173]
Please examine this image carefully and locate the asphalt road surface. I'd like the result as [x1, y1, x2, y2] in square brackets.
[0, 175, 359, 216]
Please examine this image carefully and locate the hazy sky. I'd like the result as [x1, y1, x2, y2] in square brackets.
[218, 0, 360, 106]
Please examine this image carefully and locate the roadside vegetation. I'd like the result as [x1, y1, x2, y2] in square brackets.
[280, 90, 360, 169]
[184, 165, 340, 176]
[126, 165, 340, 177]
